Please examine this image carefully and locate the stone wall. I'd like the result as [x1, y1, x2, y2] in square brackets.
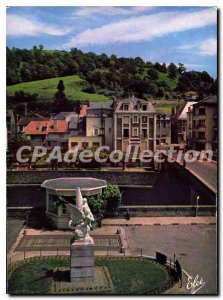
[7, 170, 157, 186]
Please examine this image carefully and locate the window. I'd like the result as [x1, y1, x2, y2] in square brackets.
[62, 203, 67, 214]
[199, 107, 205, 115]
[109, 128, 112, 133]
[149, 118, 154, 138]
[92, 142, 100, 149]
[123, 129, 129, 137]
[48, 194, 57, 214]
[192, 131, 195, 138]
[94, 128, 99, 136]
[132, 128, 138, 137]
[142, 129, 147, 138]
[142, 105, 147, 111]
[133, 116, 138, 123]
[198, 132, 205, 139]
[82, 142, 89, 149]
[198, 120, 205, 127]
[149, 140, 154, 150]
[123, 104, 129, 111]
[71, 142, 78, 148]
[182, 126, 186, 132]
[123, 116, 129, 125]
[142, 116, 147, 123]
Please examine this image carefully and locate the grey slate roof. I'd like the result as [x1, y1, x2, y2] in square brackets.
[18, 117, 49, 126]
[53, 112, 77, 120]
[193, 95, 217, 107]
[115, 97, 156, 113]
[88, 102, 113, 109]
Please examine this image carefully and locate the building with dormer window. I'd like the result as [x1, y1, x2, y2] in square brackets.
[113, 96, 157, 152]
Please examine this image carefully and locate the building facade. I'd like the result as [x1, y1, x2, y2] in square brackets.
[191, 96, 217, 152]
[177, 102, 197, 144]
[113, 97, 157, 152]
[156, 113, 171, 146]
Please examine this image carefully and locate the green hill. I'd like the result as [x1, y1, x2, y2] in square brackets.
[7, 75, 110, 102]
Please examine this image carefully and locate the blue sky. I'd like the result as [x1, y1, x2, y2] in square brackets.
[6, 6, 217, 78]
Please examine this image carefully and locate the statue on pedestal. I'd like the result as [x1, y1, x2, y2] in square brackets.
[68, 187, 94, 241]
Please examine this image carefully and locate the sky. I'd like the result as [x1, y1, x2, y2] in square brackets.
[6, 6, 217, 78]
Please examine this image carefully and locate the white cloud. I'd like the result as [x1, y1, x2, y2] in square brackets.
[7, 15, 71, 37]
[198, 38, 217, 56]
[64, 8, 217, 48]
[177, 38, 217, 56]
[74, 6, 154, 16]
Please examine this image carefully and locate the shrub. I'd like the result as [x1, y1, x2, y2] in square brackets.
[101, 185, 122, 215]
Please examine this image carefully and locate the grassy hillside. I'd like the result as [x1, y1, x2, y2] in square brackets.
[7, 75, 110, 102]
[153, 99, 184, 115]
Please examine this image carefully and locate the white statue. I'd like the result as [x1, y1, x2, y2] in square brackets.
[68, 187, 94, 241]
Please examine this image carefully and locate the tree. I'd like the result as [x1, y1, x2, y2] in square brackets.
[57, 80, 65, 92]
[53, 80, 71, 112]
[168, 63, 178, 79]
[157, 87, 165, 98]
[178, 63, 186, 74]
[147, 68, 159, 80]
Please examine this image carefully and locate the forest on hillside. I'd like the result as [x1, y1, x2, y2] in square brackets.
[7, 45, 217, 101]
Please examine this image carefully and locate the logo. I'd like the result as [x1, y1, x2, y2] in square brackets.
[187, 275, 205, 294]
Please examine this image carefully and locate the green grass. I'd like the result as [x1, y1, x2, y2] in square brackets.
[7, 75, 110, 102]
[8, 257, 169, 295]
[158, 72, 179, 90]
[152, 99, 185, 115]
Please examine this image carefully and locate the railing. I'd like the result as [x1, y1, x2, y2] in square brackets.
[7, 246, 181, 273]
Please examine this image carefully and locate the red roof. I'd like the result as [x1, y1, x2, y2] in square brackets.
[23, 120, 68, 135]
[80, 104, 87, 116]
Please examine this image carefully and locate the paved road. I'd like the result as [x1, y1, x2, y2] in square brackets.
[7, 218, 25, 251]
[124, 224, 217, 294]
[186, 161, 217, 192]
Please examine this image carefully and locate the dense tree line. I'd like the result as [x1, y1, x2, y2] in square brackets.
[7, 45, 216, 99]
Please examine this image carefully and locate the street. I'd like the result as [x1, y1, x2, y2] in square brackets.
[125, 224, 217, 294]
[186, 161, 217, 192]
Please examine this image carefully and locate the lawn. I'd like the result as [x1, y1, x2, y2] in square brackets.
[6, 75, 110, 102]
[8, 257, 170, 295]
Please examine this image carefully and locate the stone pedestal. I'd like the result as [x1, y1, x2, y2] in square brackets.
[70, 238, 94, 284]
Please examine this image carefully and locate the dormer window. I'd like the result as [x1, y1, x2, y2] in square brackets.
[142, 105, 147, 111]
[124, 104, 129, 111]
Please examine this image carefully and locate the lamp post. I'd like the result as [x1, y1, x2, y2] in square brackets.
[196, 195, 200, 217]
[157, 114, 161, 171]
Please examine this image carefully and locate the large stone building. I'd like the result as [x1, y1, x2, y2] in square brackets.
[113, 97, 157, 152]
[68, 97, 171, 153]
[191, 95, 217, 152]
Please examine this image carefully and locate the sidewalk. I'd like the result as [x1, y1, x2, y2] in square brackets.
[102, 216, 216, 226]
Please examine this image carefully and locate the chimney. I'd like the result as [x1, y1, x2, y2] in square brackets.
[24, 103, 27, 118]
[53, 120, 57, 130]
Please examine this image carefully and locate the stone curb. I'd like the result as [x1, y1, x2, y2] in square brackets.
[102, 222, 216, 227]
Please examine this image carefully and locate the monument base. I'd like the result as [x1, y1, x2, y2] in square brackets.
[70, 238, 94, 284]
